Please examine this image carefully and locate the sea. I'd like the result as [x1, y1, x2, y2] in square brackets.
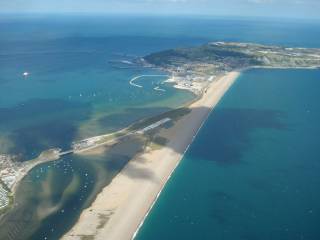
[136, 68, 320, 240]
[0, 14, 319, 239]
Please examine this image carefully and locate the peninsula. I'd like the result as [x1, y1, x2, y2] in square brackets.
[142, 41, 320, 93]
[1, 42, 320, 238]
[61, 42, 320, 240]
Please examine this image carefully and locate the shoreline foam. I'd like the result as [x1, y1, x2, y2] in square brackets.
[62, 71, 240, 240]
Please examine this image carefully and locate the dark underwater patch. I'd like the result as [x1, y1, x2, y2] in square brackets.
[188, 108, 287, 165]
[0, 98, 92, 159]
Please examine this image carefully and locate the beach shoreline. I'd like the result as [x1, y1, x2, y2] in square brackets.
[62, 71, 240, 240]
[3, 64, 318, 215]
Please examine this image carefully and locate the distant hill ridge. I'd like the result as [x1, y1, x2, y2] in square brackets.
[143, 42, 320, 71]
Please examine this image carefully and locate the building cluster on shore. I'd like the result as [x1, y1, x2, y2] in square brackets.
[0, 155, 22, 211]
[72, 136, 104, 151]
[136, 118, 171, 134]
[142, 41, 320, 97]
[0, 154, 22, 190]
[0, 155, 15, 210]
[73, 118, 173, 152]
[166, 74, 215, 95]
[0, 184, 9, 210]
[0, 116, 174, 211]
[145, 59, 228, 95]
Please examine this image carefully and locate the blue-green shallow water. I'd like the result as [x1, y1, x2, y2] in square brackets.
[136, 68, 320, 240]
[0, 135, 146, 240]
[0, 32, 196, 159]
[1, 15, 319, 159]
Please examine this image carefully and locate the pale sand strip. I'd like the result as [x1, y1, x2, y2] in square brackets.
[62, 71, 240, 240]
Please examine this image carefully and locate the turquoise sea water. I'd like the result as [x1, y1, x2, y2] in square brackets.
[0, 26, 196, 159]
[136, 68, 320, 240]
[1, 15, 320, 159]
[0, 15, 320, 239]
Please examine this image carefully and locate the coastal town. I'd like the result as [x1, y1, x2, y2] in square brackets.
[0, 155, 24, 190]
[0, 155, 22, 210]
[142, 42, 320, 94]
[0, 117, 173, 213]
[0, 184, 9, 211]
[0, 148, 61, 211]
[0, 155, 19, 210]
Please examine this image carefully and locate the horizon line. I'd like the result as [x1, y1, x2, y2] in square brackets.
[0, 12, 320, 22]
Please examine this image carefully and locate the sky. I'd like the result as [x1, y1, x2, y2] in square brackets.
[0, 0, 319, 20]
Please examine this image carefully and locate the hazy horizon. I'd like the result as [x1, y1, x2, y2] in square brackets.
[0, 0, 319, 20]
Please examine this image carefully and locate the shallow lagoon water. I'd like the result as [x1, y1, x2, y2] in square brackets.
[0, 135, 147, 239]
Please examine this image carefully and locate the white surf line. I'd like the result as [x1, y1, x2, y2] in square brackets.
[129, 75, 169, 88]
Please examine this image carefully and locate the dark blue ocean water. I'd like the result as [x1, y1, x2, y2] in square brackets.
[0, 15, 320, 239]
[136, 69, 320, 240]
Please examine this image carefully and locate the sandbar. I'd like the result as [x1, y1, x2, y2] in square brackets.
[62, 71, 240, 240]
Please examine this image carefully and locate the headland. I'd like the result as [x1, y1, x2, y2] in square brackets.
[1, 41, 320, 239]
[62, 42, 320, 239]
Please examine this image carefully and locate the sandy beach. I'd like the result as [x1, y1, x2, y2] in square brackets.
[62, 71, 240, 240]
